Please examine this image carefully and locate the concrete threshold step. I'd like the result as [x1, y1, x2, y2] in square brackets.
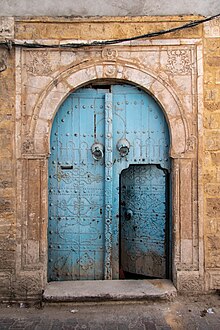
[43, 279, 177, 303]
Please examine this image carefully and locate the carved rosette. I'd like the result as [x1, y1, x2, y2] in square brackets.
[102, 48, 118, 60]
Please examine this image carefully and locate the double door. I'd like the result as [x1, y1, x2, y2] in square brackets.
[48, 84, 170, 281]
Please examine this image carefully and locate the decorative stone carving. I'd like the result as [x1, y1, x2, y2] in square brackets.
[102, 48, 118, 60]
[166, 49, 191, 75]
[12, 274, 42, 298]
[0, 48, 8, 72]
[178, 274, 204, 292]
[208, 272, 220, 289]
[186, 135, 197, 152]
[0, 17, 14, 39]
[104, 64, 117, 77]
[204, 18, 220, 38]
[22, 139, 34, 154]
[25, 51, 53, 75]
[0, 273, 11, 300]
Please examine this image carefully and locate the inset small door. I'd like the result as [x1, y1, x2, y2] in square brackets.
[120, 164, 169, 279]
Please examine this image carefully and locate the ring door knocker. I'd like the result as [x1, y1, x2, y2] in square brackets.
[91, 142, 104, 161]
[117, 138, 130, 157]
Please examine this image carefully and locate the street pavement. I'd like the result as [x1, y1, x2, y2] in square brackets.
[0, 294, 220, 329]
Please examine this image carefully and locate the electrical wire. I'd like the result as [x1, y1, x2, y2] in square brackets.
[1, 13, 220, 49]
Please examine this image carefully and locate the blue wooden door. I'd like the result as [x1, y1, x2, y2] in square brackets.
[48, 84, 170, 281]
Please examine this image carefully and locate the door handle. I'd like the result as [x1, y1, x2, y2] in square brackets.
[117, 138, 130, 157]
[91, 143, 104, 161]
[124, 209, 133, 221]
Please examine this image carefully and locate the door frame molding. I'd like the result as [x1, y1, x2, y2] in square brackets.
[15, 44, 204, 293]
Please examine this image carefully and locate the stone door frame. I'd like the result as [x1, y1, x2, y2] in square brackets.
[15, 40, 204, 296]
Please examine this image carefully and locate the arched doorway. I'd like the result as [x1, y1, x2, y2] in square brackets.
[48, 83, 170, 281]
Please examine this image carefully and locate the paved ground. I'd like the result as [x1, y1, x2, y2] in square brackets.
[0, 294, 220, 329]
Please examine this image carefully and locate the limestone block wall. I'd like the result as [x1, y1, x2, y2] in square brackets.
[204, 19, 220, 289]
[0, 18, 16, 300]
[0, 15, 219, 301]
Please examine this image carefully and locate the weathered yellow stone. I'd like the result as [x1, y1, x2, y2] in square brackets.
[15, 16, 203, 40]
[204, 16, 220, 286]
[204, 101, 220, 112]
[206, 198, 220, 217]
[217, 167, 220, 182]
[204, 113, 220, 129]
[211, 152, 220, 166]
[205, 132, 220, 151]
[204, 39, 220, 55]
[206, 56, 220, 67]
[204, 217, 218, 234]
[205, 183, 220, 196]
[203, 168, 216, 183]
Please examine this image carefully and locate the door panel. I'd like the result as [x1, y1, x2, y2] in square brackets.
[120, 164, 168, 278]
[48, 89, 106, 281]
[111, 85, 170, 278]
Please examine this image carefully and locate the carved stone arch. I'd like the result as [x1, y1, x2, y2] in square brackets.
[30, 61, 188, 157]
